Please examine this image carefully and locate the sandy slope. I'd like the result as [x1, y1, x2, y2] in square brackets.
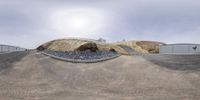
[0, 51, 200, 100]
[114, 41, 165, 53]
[38, 38, 128, 55]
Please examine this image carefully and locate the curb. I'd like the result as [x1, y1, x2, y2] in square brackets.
[42, 52, 120, 63]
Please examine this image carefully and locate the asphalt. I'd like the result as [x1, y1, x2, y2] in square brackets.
[0, 51, 29, 71]
[0, 51, 200, 100]
[143, 54, 200, 71]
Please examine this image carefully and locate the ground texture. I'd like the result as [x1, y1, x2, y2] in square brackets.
[44, 50, 119, 60]
[0, 51, 200, 100]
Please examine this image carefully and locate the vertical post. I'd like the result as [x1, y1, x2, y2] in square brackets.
[0, 46, 3, 52]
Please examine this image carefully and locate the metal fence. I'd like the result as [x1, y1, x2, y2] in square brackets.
[0, 45, 26, 53]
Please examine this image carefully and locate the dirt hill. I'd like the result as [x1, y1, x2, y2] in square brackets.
[114, 41, 165, 53]
[37, 38, 165, 55]
[37, 38, 129, 55]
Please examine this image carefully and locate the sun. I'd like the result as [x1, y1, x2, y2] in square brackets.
[51, 8, 105, 37]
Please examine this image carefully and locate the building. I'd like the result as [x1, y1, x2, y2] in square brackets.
[0, 45, 26, 53]
[159, 43, 200, 55]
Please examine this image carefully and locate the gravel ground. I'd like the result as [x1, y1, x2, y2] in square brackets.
[44, 50, 119, 60]
[1, 51, 200, 100]
[0, 51, 29, 71]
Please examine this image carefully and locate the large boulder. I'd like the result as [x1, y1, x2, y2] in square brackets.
[76, 42, 98, 52]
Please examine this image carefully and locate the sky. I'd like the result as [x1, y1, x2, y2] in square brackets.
[0, 0, 200, 49]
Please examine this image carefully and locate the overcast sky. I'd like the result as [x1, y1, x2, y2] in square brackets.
[0, 0, 200, 49]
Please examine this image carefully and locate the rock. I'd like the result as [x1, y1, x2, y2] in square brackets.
[76, 42, 98, 52]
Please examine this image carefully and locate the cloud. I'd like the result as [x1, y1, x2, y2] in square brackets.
[0, 0, 200, 48]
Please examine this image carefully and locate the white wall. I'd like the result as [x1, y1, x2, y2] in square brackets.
[0, 45, 26, 53]
[160, 44, 200, 55]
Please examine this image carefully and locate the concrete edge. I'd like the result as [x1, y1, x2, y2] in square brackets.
[41, 52, 120, 63]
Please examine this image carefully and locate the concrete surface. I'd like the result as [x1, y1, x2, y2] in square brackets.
[0, 51, 200, 100]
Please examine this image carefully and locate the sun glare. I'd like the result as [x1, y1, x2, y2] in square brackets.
[51, 8, 105, 36]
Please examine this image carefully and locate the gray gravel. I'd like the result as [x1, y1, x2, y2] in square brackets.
[44, 50, 119, 60]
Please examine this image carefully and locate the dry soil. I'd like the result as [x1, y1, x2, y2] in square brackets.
[0, 51, 200, 100]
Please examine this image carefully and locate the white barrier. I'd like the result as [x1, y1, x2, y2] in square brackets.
[0, 45, 26, 53]
[160, 44, 200, 55]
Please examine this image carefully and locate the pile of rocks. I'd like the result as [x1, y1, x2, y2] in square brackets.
[44, 50, 119, 60]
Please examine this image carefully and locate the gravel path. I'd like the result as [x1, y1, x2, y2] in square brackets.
[118, 45, 140, 55]
[44, 50, 119, 60]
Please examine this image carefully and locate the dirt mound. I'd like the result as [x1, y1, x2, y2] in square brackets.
[37, 38, 164, 54]
[136, 41, 165, 53]
[113, 41, 165, 53]
[37, 38, 129, 55]
[37, 38, 90, 51]
[113, 41, 147, 53]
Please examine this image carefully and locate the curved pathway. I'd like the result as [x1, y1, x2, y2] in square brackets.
[0, 51, 200, 100]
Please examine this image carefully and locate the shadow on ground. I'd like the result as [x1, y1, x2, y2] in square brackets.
[142, 54, 200, 71]
[0, 51, 29, 72]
